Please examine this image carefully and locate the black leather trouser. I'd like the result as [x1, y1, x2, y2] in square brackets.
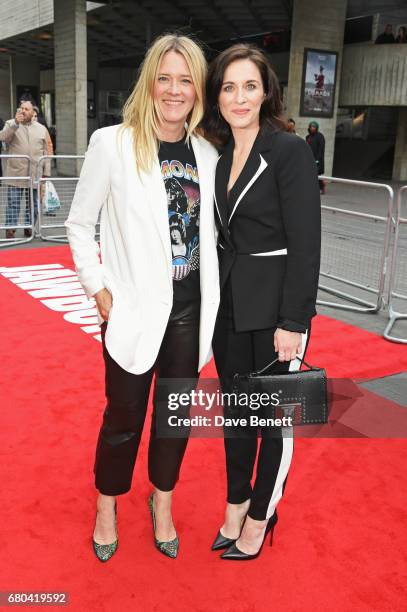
[213, 283, 311, 520]
[94, 299, 200, 496]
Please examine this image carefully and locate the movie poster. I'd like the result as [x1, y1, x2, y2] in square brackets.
[300, 48, 338, 118]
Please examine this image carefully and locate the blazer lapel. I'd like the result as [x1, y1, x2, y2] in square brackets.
[227, 131, 269, 224]
[191, 134, 212, 237]
[190, 134, 208, 210]
[123, 128, 172, 275]
[215, 139, 233, 234]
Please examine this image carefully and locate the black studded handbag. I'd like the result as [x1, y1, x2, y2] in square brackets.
[231, 356, 328, 426]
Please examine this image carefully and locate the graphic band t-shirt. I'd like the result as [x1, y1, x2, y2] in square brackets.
[158, 138, 200, 301]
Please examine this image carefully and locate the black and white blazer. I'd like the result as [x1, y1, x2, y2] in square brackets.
[214, 125, 321, 333]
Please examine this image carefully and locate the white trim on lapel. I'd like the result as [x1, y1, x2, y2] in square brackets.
[214, 191, 222, 225]
[213, 152, 223, 226]
[228, 154, 268, 224]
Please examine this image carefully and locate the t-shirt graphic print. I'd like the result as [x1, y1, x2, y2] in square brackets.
[158, 139, 201, 300]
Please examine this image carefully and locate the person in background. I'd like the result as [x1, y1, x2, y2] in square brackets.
[33, 106, 54, 155]
[396, 26, 407, 43]
[375, 24, 395, 44]
[0, 100, 50, 238]
[287, 118, 296, 133]
[0, 116, 4, 178]
[32, 106, 54, 208]
[306, 120, 325, 194]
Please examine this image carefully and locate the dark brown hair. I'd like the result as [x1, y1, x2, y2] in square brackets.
[202, 43, 286, 148]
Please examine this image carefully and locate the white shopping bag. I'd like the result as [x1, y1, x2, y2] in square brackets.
[44, 180, 61, 215]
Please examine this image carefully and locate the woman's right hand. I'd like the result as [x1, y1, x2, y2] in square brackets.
[94, 288, 112, 321]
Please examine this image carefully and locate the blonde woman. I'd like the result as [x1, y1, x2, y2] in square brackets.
[65, 34, 220, 561]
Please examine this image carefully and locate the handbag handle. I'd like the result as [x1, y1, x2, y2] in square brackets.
[251, 355, 316, 377]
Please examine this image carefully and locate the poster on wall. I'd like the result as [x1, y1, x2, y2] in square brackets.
[299, 48, 338, 117]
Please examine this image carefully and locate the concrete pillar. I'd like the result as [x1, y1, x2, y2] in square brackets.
[286, 0, 348, 175]
[393, 107, 407, 181]
[54, 0, 87, 175]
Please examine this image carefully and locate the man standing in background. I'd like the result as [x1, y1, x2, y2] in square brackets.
[287, 118, 296, 134]
[375, 24, 396, 44]
[0, 116, 4, 178]
[0, 100, 50, 238]
[306, 120, 326, 194]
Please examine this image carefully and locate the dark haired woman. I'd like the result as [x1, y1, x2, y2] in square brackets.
[203, 44, 321, 560]
[396, 26, 407, 43]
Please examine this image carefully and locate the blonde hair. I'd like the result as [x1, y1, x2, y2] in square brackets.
[122, 34, 207, 174]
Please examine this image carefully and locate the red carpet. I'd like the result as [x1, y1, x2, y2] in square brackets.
[1, 245, 407, 611]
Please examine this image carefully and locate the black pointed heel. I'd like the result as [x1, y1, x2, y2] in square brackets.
[211, 530, 237, 551]
[220, 511, 278, 561]
[211, 501, 252, 551]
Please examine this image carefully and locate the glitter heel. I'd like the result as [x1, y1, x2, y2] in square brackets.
[148, 493, 179, 559]
[92, 501, 118, 562]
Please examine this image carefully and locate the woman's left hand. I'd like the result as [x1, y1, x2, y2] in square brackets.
[274, 328, 302, 362]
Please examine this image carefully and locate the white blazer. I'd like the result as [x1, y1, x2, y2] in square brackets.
[65, 124, 220, 374]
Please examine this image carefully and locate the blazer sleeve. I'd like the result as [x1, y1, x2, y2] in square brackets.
[65, 129, 110, 298]
[276, 136, 321, 332]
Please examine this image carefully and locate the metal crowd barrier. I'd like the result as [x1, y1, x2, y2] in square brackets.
[384, 185, 407, 343]
[317, 176, 394, 313]
[37, 155, 85, 242]
[0, 155, 34, 248]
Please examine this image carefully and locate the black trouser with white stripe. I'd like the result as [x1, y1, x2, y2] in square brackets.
[213, 293, 310, 521]
[94, 299, 200, 496]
